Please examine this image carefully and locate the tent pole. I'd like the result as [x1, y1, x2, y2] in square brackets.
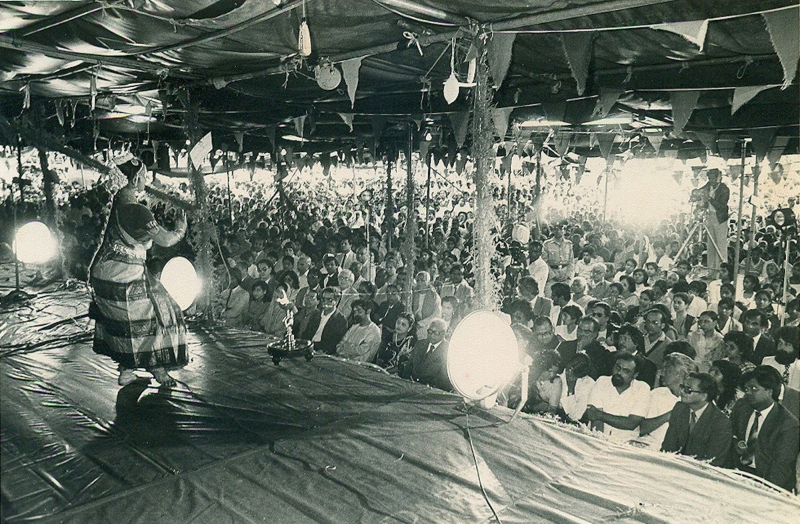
[403, 123, 416, 309]
[732, 139, 748, 296]
[425, 154, 431, 250]
[385, 157, 393, 252]
[603, 164, 610, 224]
[744, 163, 760, 276]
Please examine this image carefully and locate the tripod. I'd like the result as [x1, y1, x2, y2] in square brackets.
[674, 204, 724, 272]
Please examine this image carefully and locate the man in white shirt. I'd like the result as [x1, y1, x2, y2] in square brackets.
[762, 326, 800, 391]
[336, 300, 382, 363]
[586, 353, 651, 443]
[296, 254, 311, 290]
[527, 241, 549, 299]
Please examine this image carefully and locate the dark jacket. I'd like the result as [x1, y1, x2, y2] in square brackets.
[662, 401, 732, 467]
[409, 339, 451, 392]
[558, 340, 613, 379]
[750, 335, 776, 366]
[300, 308, 348, 355]
[728, 399, 799, 491]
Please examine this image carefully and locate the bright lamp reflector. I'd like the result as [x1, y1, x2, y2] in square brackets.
[160, 256, 201, 311]
[446, 310, 521, 401]
[14, 221, 58, 264]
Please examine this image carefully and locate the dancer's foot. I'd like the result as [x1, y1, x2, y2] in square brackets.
[118, 368, 138, 386]
[151, 368, 176, 387]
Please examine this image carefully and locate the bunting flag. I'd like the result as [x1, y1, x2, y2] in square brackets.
[500, 153, 513, 175]
[554, 132, 572, 157]
[657, 19, 709, 52]
[694, 131, 718, 155]
[728, 164, 742, 181]
[234, 131, 244, 152]
[717, 137, 737, 160]
[671, 91, 700, 136]
[487, 33, 516, 89]
[731, 85, 773, 115]
[341, 57, 364, 108]
[593, 88, 624, 118]
[646, 130, 665, 153]
[293, 115, 306, 139]
[767, 135, 790, 169]
[339, 113, 354, 132]
[672, 170, 683, 184]
[531, 133, 545, 154]
[419, 140, 430, 163]
[596, 132, 615, 159]
[763, 9, 800, 89]
[561, 32, 595, 96]
[542, 101, 566, 125]
[750, 128, 776, 162]
[450, 111, 470, 149]
[492, 107, 514, 139]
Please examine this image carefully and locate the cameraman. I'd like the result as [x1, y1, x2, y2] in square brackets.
[701, 168, 730, 279]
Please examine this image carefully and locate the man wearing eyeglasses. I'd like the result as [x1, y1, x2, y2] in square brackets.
[300, 287, 348, 355]
[406, 319, 451, 391]
[661, 372, 732, 467]
[585, 353, 650, 443]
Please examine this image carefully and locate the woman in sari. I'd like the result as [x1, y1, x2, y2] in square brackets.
[89, 156, 188, 387]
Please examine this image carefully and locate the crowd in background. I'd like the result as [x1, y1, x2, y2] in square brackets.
[2, 163, 799, 492]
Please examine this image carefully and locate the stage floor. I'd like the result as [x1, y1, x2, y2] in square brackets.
[1, 282, 798, 523]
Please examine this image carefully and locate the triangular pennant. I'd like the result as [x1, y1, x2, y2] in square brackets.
[542, 101, 566, 124]
[293, 115, 306, 139]
[492, 107, 514, 139]
[500, 153, 513, 175]
[671, 91, 700, 136]
[554, 132, 572, 157]
[341, 57, 364, 108]
[339, 113, 354, 133]
[588, 132, 599, 150]
[694, 130, 718, 154]
[728, 164, 742, 181]
[763, 10, 800, 89]
[767, 135, 790, 169]
[596, 133, 615, 159]
[672, 170, 683, 184]
[731, 85, 773, 115]
[561, 32, 594, 96]
[698, 148, 707, 164]
[487, 33, 516, 89]
[593, 88, 624, 118]
[750, 128, 776, 163]
[657, 19, 709, 52]
[450, 111, 470, 149]
[717, 137, 736, 160]
[647, 130, 665, 153]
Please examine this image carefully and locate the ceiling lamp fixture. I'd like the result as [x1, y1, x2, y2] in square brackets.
[298, 0, 311, 57]
[315, 62, 341, 90]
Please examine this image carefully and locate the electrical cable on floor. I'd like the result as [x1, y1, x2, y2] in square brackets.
[465, 402, 503, 524]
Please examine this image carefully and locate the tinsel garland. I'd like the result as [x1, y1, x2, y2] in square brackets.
[470, 36, 501, 310]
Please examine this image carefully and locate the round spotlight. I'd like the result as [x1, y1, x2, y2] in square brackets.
[14, 221, 58, 264]
[773, 210, 785, 227]
[446, 310, 521, 402]
[160, 256, 201, 311]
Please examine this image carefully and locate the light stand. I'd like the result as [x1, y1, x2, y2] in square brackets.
[769, 207, 797, 326]
[359, 188, 374, 283]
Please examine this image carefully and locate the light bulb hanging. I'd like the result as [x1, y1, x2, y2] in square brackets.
[298, 1, 311, 57]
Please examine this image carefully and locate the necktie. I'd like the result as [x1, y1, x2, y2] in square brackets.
[783, 365, 791, 385]
[747, 410, 760, 449]
[689, 410, 697, 434]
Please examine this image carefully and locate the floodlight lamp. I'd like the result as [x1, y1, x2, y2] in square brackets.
[446, 310, 522, 408]
[768, 207, 796, 235]
[160, 256, 201, 311]
[14, 221, 58, 265]
[359, 189, 373, 204]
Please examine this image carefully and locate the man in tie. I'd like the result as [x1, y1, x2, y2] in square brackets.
[406, 318, 451, 391]
[729, 366, 799, 491]
[661, 372, 732, 467]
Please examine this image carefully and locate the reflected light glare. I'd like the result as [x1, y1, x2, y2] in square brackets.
[14, 221, 58, 264]
[447, 311, 521, 402]
[607, 159, 687, 229]
[160, 256, 201, 311]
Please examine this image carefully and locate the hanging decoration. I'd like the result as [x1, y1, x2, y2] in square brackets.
[55, 100, 65, 126]
[341, 57, 363, 109]
[694, 131, 718, 155]
[767, 135, 790, 169]
[554, 132, 572, 157]
[593, 88, 623, 118]
[90, 70, 97, 110]
[339, 113, 354, 132]
[450, 110, 470, 149]
[486, 32, 515, 89]
[646, 130, 665, 153]
[768, 165, 783, 185]
[22, 83, 31, 109]
[728, 164, 742, 181]
[670, 90, 700, 136]
[444, 37, 461, 104]
[717, 137, 736, 160]
[189, 132, 213, 169]
[750, 128, 776, 163]
[561, 31, 595, 96]
[596, 132, 615, 160]
[657, 19, 709, 52]
[293, 114, 306, 139]
[542, 100, 566, 127]
[731, 85, 774, 115]
[298, 0, 311, 57]
[315, 62, 341, 90]
[491, 106, 513, 140]
[763, 9, 799, 89]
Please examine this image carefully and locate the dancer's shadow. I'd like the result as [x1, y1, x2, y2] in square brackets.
[112, 380, 181, 447]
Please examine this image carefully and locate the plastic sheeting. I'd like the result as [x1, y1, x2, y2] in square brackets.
[2, 285, 799, 523]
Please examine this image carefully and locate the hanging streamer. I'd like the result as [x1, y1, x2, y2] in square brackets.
[487, 33, 516, 89]
[449, 110, 470, 149]
[670, 91, 700, 136]
[341, 57, 363, 109]
[694, 131, 718, 155]
[750, 128, 776, 163]
[763, 9, 799, 89]
[657, 19, 709, 52]
[731, 85, 774, 115]
[728, 164, 742, 181]
[339, 113, 354, 133]
[596, 133, 615, 159]
[542, 101, 566, 126]
[561, 32, 595, 96]
[717, 137, 736, 160]
[234, 131, 244, 152]
[554, 132, 572, 157]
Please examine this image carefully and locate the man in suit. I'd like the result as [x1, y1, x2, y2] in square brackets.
[729, 366, 799, 491]
[661, 372, 732, 467]
[320, 254, 340, 289]
[558, 317, 613, 379]
[300, 287, 348, 355]
[701, 168, 729, 278]
[741, 309, 777, 365]
[406, 318, 451, 391]
[515, 275, 553, 319]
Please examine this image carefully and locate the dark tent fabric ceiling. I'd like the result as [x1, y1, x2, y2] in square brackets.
[0, 0, 797, 159]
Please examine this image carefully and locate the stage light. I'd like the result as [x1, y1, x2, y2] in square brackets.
[160, 256, 201, 311]
[446, 310, 522, 408]
[14, 221, 58, 265]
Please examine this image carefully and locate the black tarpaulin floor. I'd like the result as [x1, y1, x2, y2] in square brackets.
[1, 282, 798, 523]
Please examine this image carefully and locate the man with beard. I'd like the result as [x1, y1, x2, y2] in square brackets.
[586, 353, 651, 443]
[762, 326, 800, 392]
[336, 299, 382, 363]
[557, 317, 613, 378]
[301, 287, 348, 355]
